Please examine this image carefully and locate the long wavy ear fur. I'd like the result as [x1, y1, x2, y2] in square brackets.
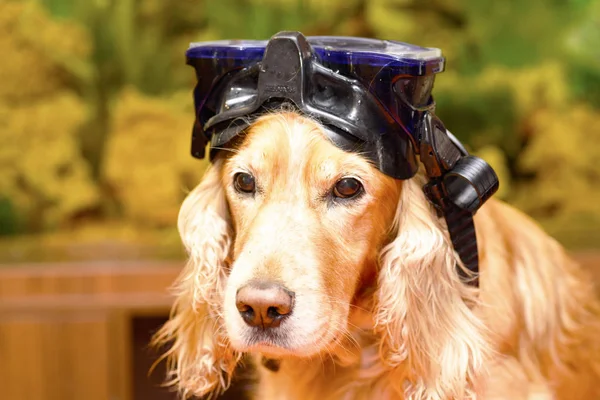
[374, 172, 492, 399]
[152, 160, 240, 399]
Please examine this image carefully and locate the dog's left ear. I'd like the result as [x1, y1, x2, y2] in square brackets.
[374, 173, 491, 398]
[152, 159, 239, 399]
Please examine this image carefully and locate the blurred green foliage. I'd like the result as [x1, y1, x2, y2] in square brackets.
[0, 0, 599, 249]
[0, 2, 99, 233]
[102, 88, 208, 227]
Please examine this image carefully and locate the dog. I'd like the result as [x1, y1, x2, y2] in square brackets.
[154, 108, 600, 400]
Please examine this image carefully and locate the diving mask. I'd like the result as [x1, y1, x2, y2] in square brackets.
[185, 31, 499, 285]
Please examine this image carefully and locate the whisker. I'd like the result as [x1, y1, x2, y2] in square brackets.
[208, 146, 240, 155]
[304, 292, 374, 314]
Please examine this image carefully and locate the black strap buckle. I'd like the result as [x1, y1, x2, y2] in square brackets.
[417, 112, 499, 286]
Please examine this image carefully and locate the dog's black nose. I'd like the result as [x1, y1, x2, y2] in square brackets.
[236, 281, 294, 329]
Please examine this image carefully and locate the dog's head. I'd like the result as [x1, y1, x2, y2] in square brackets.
[221, 111, 402, 358]
[155, 108, 489, 398]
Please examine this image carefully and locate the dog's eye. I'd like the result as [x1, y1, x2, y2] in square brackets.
[234, 172, 256, 194]
[333, 177, 363, 199]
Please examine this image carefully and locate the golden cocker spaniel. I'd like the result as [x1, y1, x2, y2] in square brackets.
[154, 108, 600, 400]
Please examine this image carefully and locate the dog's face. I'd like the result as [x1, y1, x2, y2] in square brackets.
[220, 112, 402, 358]
[158, 109, 490, 398]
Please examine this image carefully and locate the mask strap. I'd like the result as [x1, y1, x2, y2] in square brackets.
[417, 111, 499, 286]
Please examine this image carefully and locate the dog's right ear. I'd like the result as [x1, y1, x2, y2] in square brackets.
[152, 159, 239, 399]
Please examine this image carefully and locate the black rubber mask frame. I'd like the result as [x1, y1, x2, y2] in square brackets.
[201, 33, 418, 180]
[188, 31, 499, 286]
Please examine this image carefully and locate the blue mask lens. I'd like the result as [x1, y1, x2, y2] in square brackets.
[187, 36, 444, 72]
[187, 36, 444, 126]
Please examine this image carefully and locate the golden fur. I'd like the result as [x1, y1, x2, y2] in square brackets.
[154, 110, 600, 399]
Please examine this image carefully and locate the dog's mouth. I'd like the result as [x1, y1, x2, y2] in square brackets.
[232, 316, 343, 359]
[240, 328, 297, 357]
[240, 326, 299, 352]
[245, 327, 289, 347]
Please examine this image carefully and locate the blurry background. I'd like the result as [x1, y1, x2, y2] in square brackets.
[1, 0, 599, 251]
[0, 0, 598, 399]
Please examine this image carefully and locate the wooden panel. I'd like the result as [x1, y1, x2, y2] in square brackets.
[109, 311, 134, 400]
[0, 311, 116, 400]
[0, 261, 178, 400]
